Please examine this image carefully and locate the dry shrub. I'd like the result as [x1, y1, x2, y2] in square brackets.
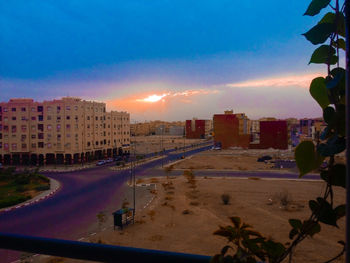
[221, 194, 231, 205]
[150, 178, 159, 183]
[248, 177, 261, 180]
[147, 210, 156, 221]
[182, 209, 191, 215]
[165, 196, 173, 201]
[161, 201, 175, 210]
[190, 201, 200, 206]
[273, 190, 292, 209]
[149, 189, 157, 195]
[135, 219, 146, 224]
[136, 178, 144, 184]
[183, 170, 195, 183]
[149, 234, 163, 241]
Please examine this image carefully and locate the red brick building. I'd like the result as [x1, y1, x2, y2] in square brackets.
[249, 120, 288, 150]
[213, 113, 250, 149]
[185, 120, 206, 139]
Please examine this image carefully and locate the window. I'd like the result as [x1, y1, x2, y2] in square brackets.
[0, 142, 2, 149]
[4, 143, 9, 150]
[38, 115, 43, 121]
[57, 134, 61, 140]
[31, 125, 35, 131]
[4, 117, 8, 122]
[31, 107, 35, 112]
[21, 107, 26, 112]
[11, 125, 16, 133]
[31, 134, 36, 139]
[87, 116, 90, 120]
[11, 107, 16, 112]
[21, 116, 26, 121]
[47, 143, 52, 148]
[37, 106, 43, 112]
[66, 124, 71, 129]
[96, 141, 98, 145]
[12, 143, 17, 150]
[3, 108, 8, 112]
[47, 106, 52, 112]
[47, 124, 52, 131]
[67, 134, 71, 138]
[12, 117, 16, 121]
[0, 133, 2, 139]
[38, 124, 44, 131]
[87, 142, 91, 146]
[66, 106, 70, 110]
[57, 106, 61, 112]
[31, 143, 36, 148]
[66, 116, 70, 120]
[38, 133, 44, 139]
[21, 134, 26, 140]
[21, 143, 27, 149]
[57, 124, 61, 131]
[57, 116, 61, 121]
[38, 142, 44, 148]
[74, 106, 78, 110]
[31, 116, 36, 121]
[47, 115, 52, 120]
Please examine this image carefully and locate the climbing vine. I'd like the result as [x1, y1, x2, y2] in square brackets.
[211, 1, 347, 262]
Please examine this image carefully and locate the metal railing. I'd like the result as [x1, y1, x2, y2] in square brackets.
[0, 232, 211, 263]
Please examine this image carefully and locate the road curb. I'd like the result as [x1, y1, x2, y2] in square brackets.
[0, 178, 60, 214]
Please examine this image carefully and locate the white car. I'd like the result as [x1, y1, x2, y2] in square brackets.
[96, 160, 106, 166]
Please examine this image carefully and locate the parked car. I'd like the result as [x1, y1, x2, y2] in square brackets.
[96, 160, 106, 166]
[114, 156, 123, 162]
[105, 158, 114, 163]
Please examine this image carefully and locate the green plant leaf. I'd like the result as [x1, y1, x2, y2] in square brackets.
[318, 12, 346, 37]
[329, 164, 346, 188]
[309, 45, 337, 65]
[332, 38, 346, 51]
[335, 204, 346, 219]
[309, 200, 319, 213]
[317, 136, 346, 156]
[302, 220, 321, 237]
[289, 228, 299, 240]
[295, 141, 323, 176]
[230, 217, 241, 228]
[304, 0, 330, 16]
[309, 77, 330, 109]
[316, 197, 338, 226]
[303, 23, 335, 45]
[323, 107, 335, 124]
[289, 219, 302, 230]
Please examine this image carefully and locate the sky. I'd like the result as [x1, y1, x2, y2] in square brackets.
[0, 0, 344, 121]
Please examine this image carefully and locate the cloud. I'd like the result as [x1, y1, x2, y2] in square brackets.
[225, 72, 322, 89]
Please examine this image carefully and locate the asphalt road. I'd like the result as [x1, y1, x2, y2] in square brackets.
[0, 143, 319, 262]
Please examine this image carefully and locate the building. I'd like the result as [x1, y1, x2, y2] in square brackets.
[213, 111, 250, 149]
[130, 121, 185, 136]
[185, 119, 212, 139]
[169, 126, 184, 136]
[250, 120, 288, 150]
[0, 97, 130, 165]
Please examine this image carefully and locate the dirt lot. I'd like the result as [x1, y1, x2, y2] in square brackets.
[51, 175, 345, 263]
[171, 148, 296, 171]
[131, 135, 208, 154]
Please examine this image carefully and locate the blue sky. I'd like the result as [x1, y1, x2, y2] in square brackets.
[0, 0, 338, 121]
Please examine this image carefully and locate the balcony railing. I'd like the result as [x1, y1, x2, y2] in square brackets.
[0, 233, 211, 263]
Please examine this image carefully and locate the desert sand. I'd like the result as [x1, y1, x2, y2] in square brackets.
[46, 174, 345, 263]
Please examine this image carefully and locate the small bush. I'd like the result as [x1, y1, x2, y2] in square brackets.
[35, 184, 50, 191]
[221, 194, 230, 205]
[0, 195, 30, 209]
[190, 201, 200, 206]
[182, 209, 191, 214]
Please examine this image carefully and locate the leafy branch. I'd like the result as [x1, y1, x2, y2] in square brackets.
[212, 0, 347, 262]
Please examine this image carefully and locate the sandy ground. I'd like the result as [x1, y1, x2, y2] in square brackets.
[171, 149, 296, 171]
[45, 175, 345, 263]
[131, 135, 208, 154]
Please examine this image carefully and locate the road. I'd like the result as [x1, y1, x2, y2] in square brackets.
[0, 143, 319, 262]
[0, 143, 211, 262]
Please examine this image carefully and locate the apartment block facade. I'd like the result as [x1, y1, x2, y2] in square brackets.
[185, 119, 213, 139]
[0, 97, 130, 165]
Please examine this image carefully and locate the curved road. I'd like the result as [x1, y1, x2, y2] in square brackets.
[0, 143, 319, 262]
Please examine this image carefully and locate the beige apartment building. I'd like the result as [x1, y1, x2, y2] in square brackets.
[0, 97, 130, 165]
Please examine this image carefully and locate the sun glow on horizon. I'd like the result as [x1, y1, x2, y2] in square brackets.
[136, 93, 169, 102]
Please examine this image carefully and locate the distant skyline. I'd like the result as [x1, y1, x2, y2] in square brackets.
[0, 1, 345, 121]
